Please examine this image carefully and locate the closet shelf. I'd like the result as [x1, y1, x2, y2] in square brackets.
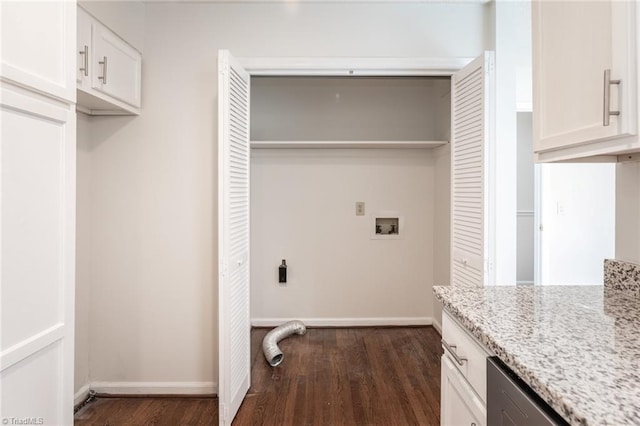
[250, 140, 449, 149]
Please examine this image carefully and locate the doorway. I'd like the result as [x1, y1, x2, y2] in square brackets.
[218, 51, 488, 425]
[538, 163, 615, 285]
[516, 113, 616, 286]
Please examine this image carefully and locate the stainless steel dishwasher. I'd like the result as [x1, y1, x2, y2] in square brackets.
[487, 357, 569, 426]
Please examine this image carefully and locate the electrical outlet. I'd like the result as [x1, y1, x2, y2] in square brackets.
[356, 202, 365, 216]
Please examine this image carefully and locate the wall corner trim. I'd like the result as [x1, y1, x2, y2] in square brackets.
[432, 319, 443, 336]
[74, 383, 92, 406]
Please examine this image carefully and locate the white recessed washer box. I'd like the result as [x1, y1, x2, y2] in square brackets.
[371, 212, 403, 240]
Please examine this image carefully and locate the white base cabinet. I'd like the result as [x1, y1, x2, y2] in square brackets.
[441, 355, 486, 426]
[441, 310, 491, 426]
[76, 6, 141, 115]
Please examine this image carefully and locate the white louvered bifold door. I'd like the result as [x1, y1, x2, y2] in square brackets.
[451, 52, 495, 287]
[218, 50, 250, 425]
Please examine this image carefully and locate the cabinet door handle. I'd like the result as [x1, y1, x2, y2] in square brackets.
[98, 56, 108, 85]
[79, 45, 89, 76]
[603, 69, 620, 126]
[442, 339, 467, 366]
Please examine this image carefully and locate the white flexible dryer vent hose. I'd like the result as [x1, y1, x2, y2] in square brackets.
[262, 320, 306, 367]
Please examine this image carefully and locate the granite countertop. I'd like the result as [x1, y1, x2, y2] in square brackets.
[433, 284, 640, 426]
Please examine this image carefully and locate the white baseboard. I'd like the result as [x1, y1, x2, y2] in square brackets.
[251, 317, 433, 327]
[74, 383, 91, 406]
[89, 381, 217, 396]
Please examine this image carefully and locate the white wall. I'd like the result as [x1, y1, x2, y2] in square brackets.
[85, 110, 217, 390]
[432, 144, 451, 332]
[490, 1, 532, 285]
[75, 113, 92, 397]
[74, 0, 148, 397]
[78, 1, 145, 52]
[616, 162, 640, 264]
[516, 112, 534, 284]
[250, 149, 435, 324]
[540, 163, 615, 284]
[79, 1, 489, 392]
[431, 85, 452, 331]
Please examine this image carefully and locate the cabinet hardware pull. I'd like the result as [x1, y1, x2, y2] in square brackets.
[98, 56, 108, 85]
[442, 339, 467, 366]
[79, 45, 89, 76]
[603, 69, 620, 126]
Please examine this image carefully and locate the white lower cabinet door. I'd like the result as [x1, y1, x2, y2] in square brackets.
[1, 85, 76, 425]
[441, 355, 486, 426]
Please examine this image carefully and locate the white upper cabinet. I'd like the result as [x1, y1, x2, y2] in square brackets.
[91, 22, 142, 108]
[0, 1, 76, 102]
[76, 6, 142, 115]
[533, 1, 638, 162]
[77, 6, 91, 85]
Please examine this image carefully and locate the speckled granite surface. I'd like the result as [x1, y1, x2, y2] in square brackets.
[604, 259, 640, 295]
[433, 285, 640, 426]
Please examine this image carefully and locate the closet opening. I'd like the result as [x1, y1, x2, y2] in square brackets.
[248, 75, 452, 328]
[216, 51, 492, 423]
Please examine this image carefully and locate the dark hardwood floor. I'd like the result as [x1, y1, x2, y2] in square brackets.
[74, 397, 217, 425]
[75, 326, 442, 425]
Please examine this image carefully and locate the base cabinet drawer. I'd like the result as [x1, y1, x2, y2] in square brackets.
[441, 355, 486, 426]
[442, 311, 489, 403]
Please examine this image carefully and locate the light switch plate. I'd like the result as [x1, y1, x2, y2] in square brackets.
[356, 201, 365, 216]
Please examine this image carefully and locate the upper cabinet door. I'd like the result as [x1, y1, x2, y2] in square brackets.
[77, 7, 92, 85]
[533, 1, 638, 161]
[0, 1, 76, 102]
[91, 22, 142, 108]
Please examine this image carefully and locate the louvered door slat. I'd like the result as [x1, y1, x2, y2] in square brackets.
[454, 86, 483, 103]
[451, 52, 495, 287]
[218, 50, 251, 425]
[453, 127, 483, 142]
[454, 72, 483, 94]
[455, 99, 483, 116]
[454, 154, 482, 165]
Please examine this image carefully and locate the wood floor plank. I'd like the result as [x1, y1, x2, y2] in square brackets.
[74, 397, 217, 425]
[74, 326, 442, 426]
